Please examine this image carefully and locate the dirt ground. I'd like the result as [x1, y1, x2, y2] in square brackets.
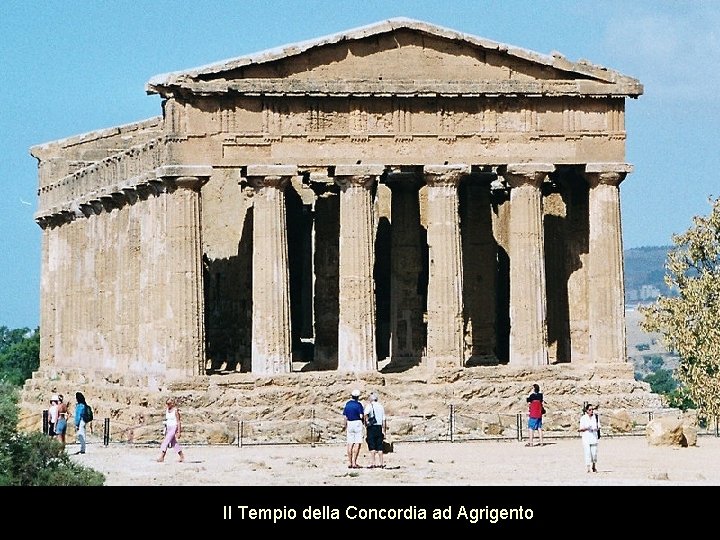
[67, 433, 720, 486]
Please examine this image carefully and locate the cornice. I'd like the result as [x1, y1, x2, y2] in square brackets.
[158, 78, 642, 99]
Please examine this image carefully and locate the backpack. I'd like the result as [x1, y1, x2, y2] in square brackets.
[82, 404, 93, 423]
[366, 404, 377, 426]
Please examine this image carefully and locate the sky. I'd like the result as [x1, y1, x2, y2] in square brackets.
[1, 0, 719, 330]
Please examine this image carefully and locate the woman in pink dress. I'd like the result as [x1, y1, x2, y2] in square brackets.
[157, 398, 185, 463]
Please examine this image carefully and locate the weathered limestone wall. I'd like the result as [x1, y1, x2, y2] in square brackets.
[18, 364, 664, 445]
[198, 97, 628, 169]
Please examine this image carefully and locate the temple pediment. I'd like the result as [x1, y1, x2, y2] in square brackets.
[147, 18, 642, 98]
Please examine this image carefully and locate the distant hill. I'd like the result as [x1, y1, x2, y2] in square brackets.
[623, 245, 680, 378]
[624, 245, 675, 304]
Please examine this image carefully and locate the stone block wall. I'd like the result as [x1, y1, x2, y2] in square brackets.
[18, 363, 665, 446]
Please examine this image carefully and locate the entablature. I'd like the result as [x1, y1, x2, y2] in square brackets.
[160, 78, 642, 99]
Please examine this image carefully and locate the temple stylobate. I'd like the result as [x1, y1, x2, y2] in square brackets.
[30, 18, 641, 381]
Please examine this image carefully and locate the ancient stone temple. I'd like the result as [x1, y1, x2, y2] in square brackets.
[29, 18, 642, 387]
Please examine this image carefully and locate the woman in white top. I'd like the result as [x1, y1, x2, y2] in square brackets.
[364, 392, 387, 468]
[578, 404, 600, 473]
[48, 395, 59, 437]
[157, 398, 185, 463]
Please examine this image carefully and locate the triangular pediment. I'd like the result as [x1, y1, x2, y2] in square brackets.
[147, 18, 642, 97]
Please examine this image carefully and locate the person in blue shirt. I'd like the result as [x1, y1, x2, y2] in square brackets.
[74, 391, 88, 455]
[342, 389, 365, 469]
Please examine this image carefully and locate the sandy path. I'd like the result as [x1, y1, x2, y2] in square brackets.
[67, 434, 720, 486]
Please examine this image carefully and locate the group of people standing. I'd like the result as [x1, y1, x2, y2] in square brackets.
[342, 389, 387, 469]
[45, 384, 600, 473]
[48, 391, 185, 462]
[46, 391, 89, 454]
[526, 383, 601, 473]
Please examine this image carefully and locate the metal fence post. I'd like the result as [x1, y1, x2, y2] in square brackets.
[311, 408, 316, 447]
[103, 418, 110, 446]
[42, 409, 49, 435]
[239, 420, 244, 448]
[517, 413, 523, 441]
[449, 404, 454, 443]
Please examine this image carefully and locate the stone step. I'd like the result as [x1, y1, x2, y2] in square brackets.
[19, 362, 667, 445]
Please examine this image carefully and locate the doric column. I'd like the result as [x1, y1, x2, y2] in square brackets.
[503, 163, 553, 366]
[584, 163, 632, 363]
[424, 165, 468, 369]
[334, 164, 384, 373]
[137, 179, 170, 375]
[244, 165, 296, 375]
[37, 219, 55, 367]
[156, 165, 211, 377]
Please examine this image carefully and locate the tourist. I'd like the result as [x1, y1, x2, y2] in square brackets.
[47, 394, 59, 437]
[74, 391, 88, 454]
[364, 391, 386, 468]
[578, 403, 600, 472]
[157, 398, 185, 463]
[342, 389, 364, 469]
[525, 383, 545, 447]
[55, 394, 69, 450]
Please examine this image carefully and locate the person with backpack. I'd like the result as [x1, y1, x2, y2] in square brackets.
[525, 383, 545, 447]
[74, 391, 89, 455]
[363, 391, 386, 468]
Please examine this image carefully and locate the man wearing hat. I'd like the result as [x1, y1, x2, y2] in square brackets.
[342, 389, 365, 469]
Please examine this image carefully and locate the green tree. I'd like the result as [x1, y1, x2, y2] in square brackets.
[665, 386, 697, 413]
[0, 328, 40, 386]
[643, 368, 677, 395]
[648, 356, 665, 371]
[0, 326, 31, 352]
[640, 196, 720, 421]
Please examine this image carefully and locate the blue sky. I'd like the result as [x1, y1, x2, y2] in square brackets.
[1, 1, 719, 330]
